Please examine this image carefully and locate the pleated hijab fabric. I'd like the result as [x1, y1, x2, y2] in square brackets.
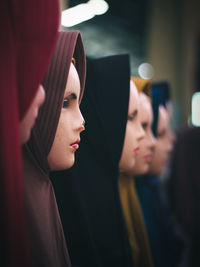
[0, 1, 59, 266]
[51, 55, 134, 267]
[23, 31, 86, 267]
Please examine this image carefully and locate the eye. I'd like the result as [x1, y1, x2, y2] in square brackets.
[63, 99, 69, 108]
[157, 129, 166, 138]
[142, 122, 148, 130]
[128, 114, 134, 121]
[127, 110, 137, 121]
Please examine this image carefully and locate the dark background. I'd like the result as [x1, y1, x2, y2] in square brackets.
[61, 0, 200, 128]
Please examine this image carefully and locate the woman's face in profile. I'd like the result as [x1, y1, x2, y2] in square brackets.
[133, 93, 156, 175]
[119, 80, 145, 173]
[149, 105, 173, 175]
[48, 63, 85, 171]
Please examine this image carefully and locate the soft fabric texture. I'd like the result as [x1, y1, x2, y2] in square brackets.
[23, 31, 86, 267]
[135, 175, 183, 267]
[151, 81, 171, 106]
[168, 126, 200, 267]
[118, 173, 154, 267]
[51, 55, 134, 267]
[131, 77, 151, 97]
[0, 1, 59, 266]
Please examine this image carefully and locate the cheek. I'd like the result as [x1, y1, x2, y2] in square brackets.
[126, 124, 137, 146]
[48, 115, 72, 170]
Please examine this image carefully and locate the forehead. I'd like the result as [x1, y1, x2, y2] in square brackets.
[158, 105, 169, 129]
[65, 63, 81, 96]
[139, 93, 152, 118]
[130, 80, 139, 108]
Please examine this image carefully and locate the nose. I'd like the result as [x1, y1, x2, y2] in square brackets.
[166, 136, 173, 154]
[149, 130, 157, 150]
[77, 108, 85, 133]
[137, 121, 145, 141]
[169, 129, 176, 144]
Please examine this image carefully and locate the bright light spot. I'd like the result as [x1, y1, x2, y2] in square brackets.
[138, 63, 154, 79]
[88, 0, 109, 15]
[192, 92, 200, 126]
[61, 0, 109, 27]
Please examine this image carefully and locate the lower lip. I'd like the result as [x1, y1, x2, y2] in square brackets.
[70, 144, 79, 150]
[144, 155, 152, 162]
[133, 148, 140, 155]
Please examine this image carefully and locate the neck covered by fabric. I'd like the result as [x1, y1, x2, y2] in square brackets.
[118, 173, 154, 267]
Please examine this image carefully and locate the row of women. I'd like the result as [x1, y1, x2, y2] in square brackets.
[1, 1, 191, 266]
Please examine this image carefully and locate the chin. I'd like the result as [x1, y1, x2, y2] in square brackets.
[50, 157, 75, 171]
[65, 156, 75, 170]
[134, 166, 148, 176]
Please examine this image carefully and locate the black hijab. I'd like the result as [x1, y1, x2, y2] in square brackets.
[51, 55, 133, 267]
[23, 31, 86, 267]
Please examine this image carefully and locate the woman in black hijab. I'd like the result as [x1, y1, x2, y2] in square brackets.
[23, 31, 86, 267]
[51, 55, 139, 267]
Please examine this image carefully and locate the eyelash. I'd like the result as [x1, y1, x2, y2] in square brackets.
[157, 130, 166, 138]
[128, 114, 135, 121]
[142, 122, 148, 130]
[63, 99, 69, 108]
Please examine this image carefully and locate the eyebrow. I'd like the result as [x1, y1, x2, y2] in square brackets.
[65, 92, 77, 100]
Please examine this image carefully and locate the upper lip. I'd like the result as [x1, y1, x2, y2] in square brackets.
[133, 147, 140, 153]
[70, 139, 80, 146]
[144, 153, 153, 159]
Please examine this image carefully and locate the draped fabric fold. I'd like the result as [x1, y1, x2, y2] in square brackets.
[118, 173, 154, 267]
[0, 1, 59, 266]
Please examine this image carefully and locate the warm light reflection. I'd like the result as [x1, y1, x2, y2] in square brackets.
[61, 0, 109, 27]
[138, 63, 154, 79]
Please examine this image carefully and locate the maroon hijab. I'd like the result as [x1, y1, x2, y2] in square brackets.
[23, 31, 86, 267]
[0, 1, 59, 266]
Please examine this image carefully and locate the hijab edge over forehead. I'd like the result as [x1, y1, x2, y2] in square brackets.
[151, 87, 166, 137]
[80, 54, 130, 170]
[131, 77, 151, 97]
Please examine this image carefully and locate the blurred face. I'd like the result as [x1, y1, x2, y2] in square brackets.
[133, 93, 156, 175]
[20, 85, 45, 144]
[48, 63, 85, 171]
[149, 105, 173, 175]
[119, 80, 145, 173]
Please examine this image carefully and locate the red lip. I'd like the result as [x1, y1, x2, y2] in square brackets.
[70, 139, 80, 149]
[144, 154, 153, 162]
[133, 147, 140, 155]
